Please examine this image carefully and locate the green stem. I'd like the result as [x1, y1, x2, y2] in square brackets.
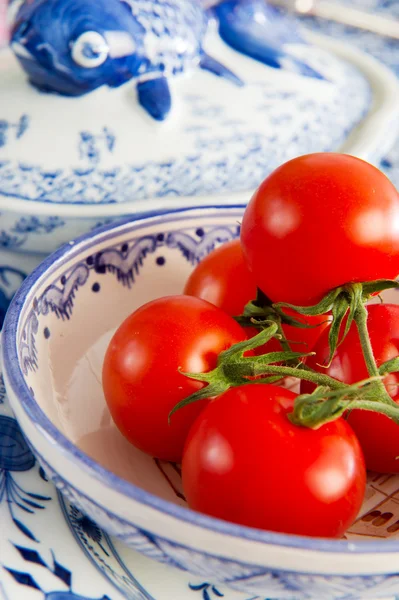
[380, 357, 399, 376]
[275, 320, 292, 354]
[173, 279, 399, 424]
[354, 302, 393, 405]
[249, 363, 347, 390]
[290, 393, 399, 429]
[347, 399, 399, 421]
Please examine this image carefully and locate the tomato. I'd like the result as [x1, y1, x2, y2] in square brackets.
[184, 239, 258, 316]
[241, 153, 399, 306]
[184, 238, 330, 354]
[182, 384, 365, 538]
[102, 295, 247, 462]
[302, 303, 399, 473]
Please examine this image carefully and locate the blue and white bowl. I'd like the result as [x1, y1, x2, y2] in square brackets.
[4, 205, 399, 600]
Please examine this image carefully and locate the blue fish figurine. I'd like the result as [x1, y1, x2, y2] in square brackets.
[9, 0, 323, 121]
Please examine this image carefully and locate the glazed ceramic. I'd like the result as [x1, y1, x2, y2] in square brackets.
[1, 348, 399, 600]
[0, 350, 286, 600]
[0, 32, 374, 205]
[1, 0, 399, 324]
[1, 0, 398, 208]
[4, 205, 399, 600]
[0, 30, 398, 323]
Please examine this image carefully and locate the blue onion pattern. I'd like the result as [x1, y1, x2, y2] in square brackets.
[5, 545, 111, 599]
[0, 415, 35, 471]
[0, 267, 28, 328]
[0, 416, 51, 541]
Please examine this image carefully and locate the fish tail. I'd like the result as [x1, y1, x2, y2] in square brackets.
[214, 0, 324, 80]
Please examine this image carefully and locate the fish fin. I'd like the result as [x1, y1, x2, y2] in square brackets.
[214, 0, 324, 79]
[280, 56, 325, 80]
[200, 53, 244, 87]
[137, 77, 171, 121]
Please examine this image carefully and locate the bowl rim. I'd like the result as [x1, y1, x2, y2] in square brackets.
[3, 203, 399, 557]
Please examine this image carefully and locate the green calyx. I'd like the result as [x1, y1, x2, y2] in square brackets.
[169, 321, 313, 419]
[170, 278, 399, 430]
[273, 279, 399, 365]
[289, 378, 399, 429]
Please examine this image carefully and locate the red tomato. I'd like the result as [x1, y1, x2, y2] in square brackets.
[184, 239, 330, 354]
[182, 384, 365, 538]
[241, 153, 399, 306]
[184, 239, 258, 316]
[302, 303, 399, 473]
[102, 295, 247, 462]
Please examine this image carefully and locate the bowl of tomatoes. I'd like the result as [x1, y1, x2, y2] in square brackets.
[4, 153, 399, 600]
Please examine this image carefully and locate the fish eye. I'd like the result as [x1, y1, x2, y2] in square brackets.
[71, 31, 109, 68]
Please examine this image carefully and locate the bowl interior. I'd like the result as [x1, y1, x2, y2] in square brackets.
[11, 205, 399, 545]
[15, 207, 245, 508]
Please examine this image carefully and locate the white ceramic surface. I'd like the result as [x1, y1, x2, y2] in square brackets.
[4, 206, 399, 600]
[0, 8, 378, 207]
[1, 27, 398, 206]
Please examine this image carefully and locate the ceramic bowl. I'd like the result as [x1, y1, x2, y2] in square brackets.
[4, 205, 399, 600]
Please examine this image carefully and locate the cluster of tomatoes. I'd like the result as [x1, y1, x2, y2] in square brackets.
[102, 153, 399, 539]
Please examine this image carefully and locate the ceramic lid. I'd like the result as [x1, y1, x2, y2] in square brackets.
[0, 0, 377, 205]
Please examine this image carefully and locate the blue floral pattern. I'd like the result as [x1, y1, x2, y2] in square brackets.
[189, 582, 225, 599]
[4, 545, 112, 600]
[0, 414, 51, 542]
[0, 216, 66, 251]
[12, 216, 66, 235]
[0, 267, 28, 329]
[79, 129, 116, 166]
[0, 64, 370, 203]
[32, 452, 399, 600]
[19, 223, 238, 375]
[59, 499, 155, 600]
[0, 115, 29, 148]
